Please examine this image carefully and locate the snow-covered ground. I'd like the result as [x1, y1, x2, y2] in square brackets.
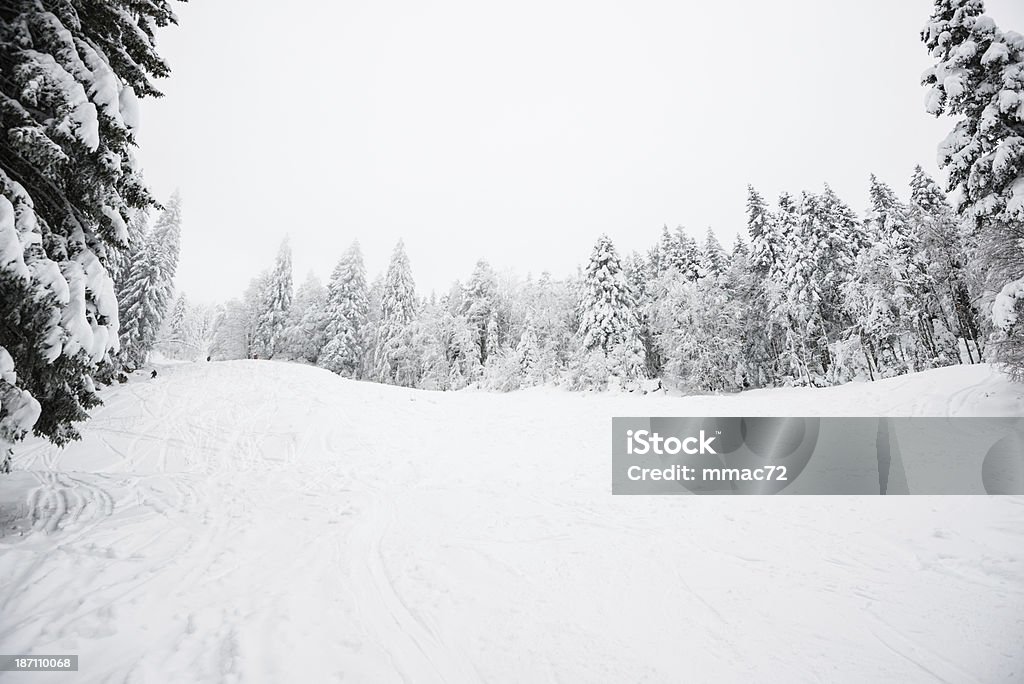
[1, 361, 1023, 683]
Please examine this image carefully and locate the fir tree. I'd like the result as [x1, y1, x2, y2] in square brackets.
[746, 186, 777, 275]
[373, 241, 418, 385]
[116, 194, 182, 370]
[320, 241, 369, 377]
[910, 165, 983, 361]
[922, 0, 1024, 374]
[462, 260, 499, 366]
[577, 235, 645, 382]
[253, 239, 293, 359]
[701, 228, 727, 279]
[161, 292, 191, 359]
[0, 0, 181, 466]
[282, 273, 328, 363]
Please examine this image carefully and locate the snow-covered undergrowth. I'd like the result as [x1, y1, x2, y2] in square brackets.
[1, 361, 1022, 682]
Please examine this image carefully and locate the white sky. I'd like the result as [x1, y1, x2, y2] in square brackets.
[134, 0, 1024, 303]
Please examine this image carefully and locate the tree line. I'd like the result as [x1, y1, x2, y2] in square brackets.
[189, 167, 992, 393]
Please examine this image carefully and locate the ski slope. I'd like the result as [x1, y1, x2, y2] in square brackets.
[1, 361, 1023, 683]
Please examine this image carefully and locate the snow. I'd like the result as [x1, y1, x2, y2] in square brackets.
[25, 51, 100, 152]
[972, 15, 997, 35]
[1007, 174, 1024, 220]
[981, 41, 1010, 65]
[56, 252, 120, 365]
[100, 204, 129, 243]
[924, 85, 944, 115]
[0, 360, 1022, 682]
[993, 276, 1024, 331]
[0, 346, 41, 441]
[0, 195, 31, 281]
[118, 85, 141, 131]
[0, 347, 15, 386]
[943, 73, 965, 99]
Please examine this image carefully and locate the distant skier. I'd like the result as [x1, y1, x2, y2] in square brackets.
[206, 355, 211, 362]
[151, 369, 158, 379]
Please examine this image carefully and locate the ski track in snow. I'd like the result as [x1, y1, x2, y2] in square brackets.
[0, 360, 1022, 683]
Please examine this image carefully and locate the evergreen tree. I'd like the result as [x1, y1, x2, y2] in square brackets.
[910, 165, 983, 361]
[746, 186, 777, 275]
[0, 0, 181, 466]
[731, 234, 749, 259]
[577, 235, 645, 383]
[116, 194, 182, 370]
[373, 241, 418, 385]
[922, 0, 1024, 375]
[253, 239, 293, 359]
[320, 241, 369, 377]
[161, 292, 191, 359]
[701, 228, 727, 279]
[653, 226, 700, 280]
[281, 272, 328, 363]
[515, 321, 540, 385]
[774, 190, 857, 384]
[462, 260, 499, 366]
[210, 299, 253, 361]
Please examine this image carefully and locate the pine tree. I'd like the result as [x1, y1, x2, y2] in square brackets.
[319, 241, 369, 377]
[515, 321, 540, 385]
[1, 0, 180, 465]
[162, 292, 191, 359]
[116, 194, 182, 370]
[922, 0, 1024, 375]
[746, 186, 777, 275]
[701, 228, 727, 279]
[773, 190, 858, 384]
[462, 260, 499, 366]
[653, 226, 700, 280]
[910, 165, 983, 361]
[863, 175, 955, 372]
[577, 235, 645, 384]
[373, 240, 418, 385]
[281, 272, 328, 363]
[253, 239, 293, 359]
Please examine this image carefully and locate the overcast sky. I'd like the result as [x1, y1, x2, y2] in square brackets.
[134, 0, 1024, 303]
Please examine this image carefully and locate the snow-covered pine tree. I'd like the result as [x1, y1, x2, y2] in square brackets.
[740, 187, 786, 385]
[281, 272, 328, 364]
[116, 194, 182, 370]
[319, 241, 369, 377]
[909, 165, 984, 361]
[161, 292, 191, 359]
[253, 239, 293, 359]
[922, 0, 1024, 376]
[462, 260, 499, 367]
[773, 191, 845, 384]
[1, 0, 179, 464]
[652, 225, 701, 280]
[515, 320, 540, 386]
[862, 175, 956, 372]
[209, 299, 253, 361]
[576, 235, 645, 385]
[701, 228, 727, 280]
[622, 250, 663, 379]
[746, 186, 777, 275]
[109, 208, 150, 292]
[731, 234, 749, 259]
[373, 240, 418, 385]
